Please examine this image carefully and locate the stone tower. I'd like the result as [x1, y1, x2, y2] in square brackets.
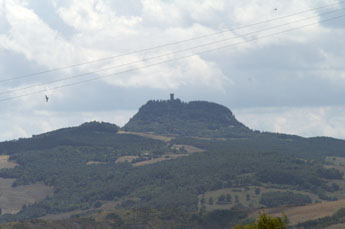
[170, 93, 174, 101]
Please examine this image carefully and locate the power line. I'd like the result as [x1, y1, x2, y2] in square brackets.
[0, 0, 344, 83]
[1, 7, 344, 96]
[1, 13, 344, 102]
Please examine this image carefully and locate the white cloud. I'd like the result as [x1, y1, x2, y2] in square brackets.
[141, 0, 184, 27]
[234, 106, 345, 139]
[102, 54, 231, 90]
[0, 0, 83, 70]
[57, 0, 142, 33]
[1, 0, 345, 140]
[0, 109, 136, 141]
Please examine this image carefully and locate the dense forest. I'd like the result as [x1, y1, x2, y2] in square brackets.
[1, 99, 345, 227]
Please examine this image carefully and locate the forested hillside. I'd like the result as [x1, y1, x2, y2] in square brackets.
[0, 121, 120, 154]
[1, 99, 345, 228]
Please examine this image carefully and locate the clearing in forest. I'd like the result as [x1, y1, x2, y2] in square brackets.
[117, 131, 174, 142]
[0, 178, 53, 214]
[0, 155, 17, 169]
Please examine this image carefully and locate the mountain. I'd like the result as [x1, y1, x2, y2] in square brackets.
[123, 98, 251, 137]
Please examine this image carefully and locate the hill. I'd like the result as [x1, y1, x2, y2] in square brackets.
[123, 99, 252, 137]
[0, 121, 120, 154]
[1, 99, 345, 227]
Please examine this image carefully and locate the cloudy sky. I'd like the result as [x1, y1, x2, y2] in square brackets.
[1, 0, 345, 141]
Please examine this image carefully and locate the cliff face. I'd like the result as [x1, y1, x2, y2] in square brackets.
[123, 99, 251, 137]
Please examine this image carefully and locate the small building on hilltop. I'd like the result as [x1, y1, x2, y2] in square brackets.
[170, 93, 174, 101]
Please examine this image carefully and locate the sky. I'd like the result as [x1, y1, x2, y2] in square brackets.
[1, 0, 345, 141]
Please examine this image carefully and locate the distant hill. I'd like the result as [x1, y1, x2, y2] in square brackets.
[123, 99, 252, 137]
[0, 121, 119, 154]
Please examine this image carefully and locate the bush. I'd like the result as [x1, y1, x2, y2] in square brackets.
[235, 212, 288, 229]
[260, 191, 311, 207]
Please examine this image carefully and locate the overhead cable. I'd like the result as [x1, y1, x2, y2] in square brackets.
[0, 0, 344, 83]
[1, 7, 344, 96]
[1, 13, 344, 102]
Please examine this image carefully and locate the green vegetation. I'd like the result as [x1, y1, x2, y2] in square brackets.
[259, 191, 312, 207]
[235, 212, 288, 229]
[0, 208, 248, 229]
[1, 100, 345, 226]
[0, 131, 342, 222]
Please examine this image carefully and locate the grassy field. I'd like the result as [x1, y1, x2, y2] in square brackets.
[264, 199, 345, 225]
[172, 144, 205, 153]
[133, 155, 183, 166]
[325, 156, 345, 167]
[114, 141, 204, 167]
[115, 156, 139, 163]
[0, 178, 53, 214]
[0, 155, 53, 214]
[117, 131, 174, 142]
[86, 161, 106, 165]
[0, 156, 17, 169]
[327, 223, 345, 229]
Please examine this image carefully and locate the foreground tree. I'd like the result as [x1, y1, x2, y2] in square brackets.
[235, 212, 288, 229]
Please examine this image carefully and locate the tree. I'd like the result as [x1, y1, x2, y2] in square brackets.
[255, 188, 261, 195]
[218, 194, 225, 203]
[208, 197, 214, 205]
[226, 193, 232, 203]
[93, 201, 102, 208]
[234, 212, 288, 229]
[235, 195, 239, 203]
[200, 197, 206, 206]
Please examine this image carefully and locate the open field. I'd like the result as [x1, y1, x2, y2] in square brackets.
[115, 156, 139, 163]
[325, 156, 345, 167]
[172, 144, 205, 153]
[117, 131, 174, 142]
[191, 136, 227, 141]
[327, 223, 345, 229]
[0, 155, 53, 214]
[0, 155, 17, 169]
[132, 154, 187, 166]
[86, 161, 106, 165]
[261, 199, 345, 225]
[325, 157, 345, 174]
[115, 143, 204, 167]
[0, 178, 53, 214]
